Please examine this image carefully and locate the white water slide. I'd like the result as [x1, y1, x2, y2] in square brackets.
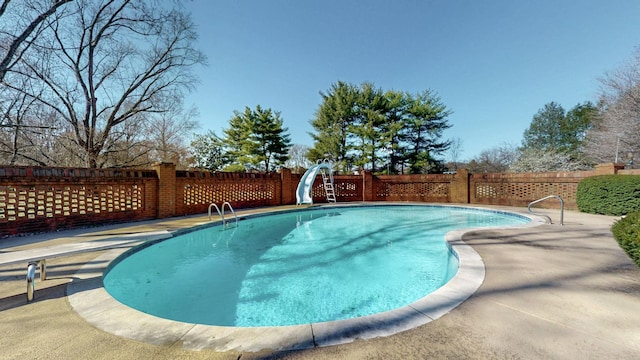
[296, 163, 336, 205]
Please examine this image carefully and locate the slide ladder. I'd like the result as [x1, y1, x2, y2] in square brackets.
[321, 170, 336, 202]
[296, 161, 336, 205]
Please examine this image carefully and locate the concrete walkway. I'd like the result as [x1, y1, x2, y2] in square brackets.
[0, 205, 638, 359]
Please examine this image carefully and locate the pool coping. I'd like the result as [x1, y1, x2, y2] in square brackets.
[67, 203, 546, 352]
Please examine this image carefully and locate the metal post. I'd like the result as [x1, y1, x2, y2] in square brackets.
[39, 259, 47, 281]
[27, 262, 37, 301]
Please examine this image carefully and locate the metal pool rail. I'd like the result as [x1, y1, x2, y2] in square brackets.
[528, 195, 564, 225]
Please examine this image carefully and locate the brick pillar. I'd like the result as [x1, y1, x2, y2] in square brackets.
[595, 163, 625, 175]
[154, 162, 176, 218]
[363, 170, 374, 201]
[450, 168, 470, 204]
[280, 168, 294, 205]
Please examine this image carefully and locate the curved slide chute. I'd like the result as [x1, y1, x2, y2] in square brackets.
[296, 163, 334, 205]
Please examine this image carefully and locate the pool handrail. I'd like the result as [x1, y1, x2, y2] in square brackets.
[222, 201, 238, 227]
[208, 202, 238, 227]
[208, 203, 223, 222]
[528, 195, 564, 225]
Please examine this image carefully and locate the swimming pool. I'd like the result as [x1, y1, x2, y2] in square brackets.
[103, 204, 530, 327]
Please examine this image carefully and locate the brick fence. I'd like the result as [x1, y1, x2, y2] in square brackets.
[1, 162, 638, 237]
[0, 166, 158, 236]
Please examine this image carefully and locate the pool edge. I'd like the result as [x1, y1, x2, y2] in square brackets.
[67, 203, 546, 352]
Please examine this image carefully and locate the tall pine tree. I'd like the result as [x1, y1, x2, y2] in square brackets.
[308, 81, 359, 172]
[224, 106, 291, 171]
[310, 82, 451, 173]
[521, 101, 596, 157]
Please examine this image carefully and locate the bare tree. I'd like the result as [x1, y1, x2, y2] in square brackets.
[447, 137, 463, 171]
[5, 0, 205, 168]
[99, 111, 152, 168]
[467, 142, 519, 173]
[285, 144, 312, 173]
[189, 130, 229, 171]
[0, 88, 40, 164]
[0, 77, 61, 165]
[585, 48, 640, 166]
[510, 148, 590, 172]
[144, 97, 199, 169]
[0, 0, 73, 83]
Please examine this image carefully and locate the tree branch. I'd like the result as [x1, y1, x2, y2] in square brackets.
[0, 0, 73, 82]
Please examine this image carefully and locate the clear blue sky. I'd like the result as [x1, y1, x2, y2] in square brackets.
[183, 0, 640, 160]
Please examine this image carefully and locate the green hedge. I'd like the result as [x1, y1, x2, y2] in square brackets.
[611, 212, 640, 267]
[576, 175, 640, 216]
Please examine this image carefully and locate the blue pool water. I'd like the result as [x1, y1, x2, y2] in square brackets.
[103, 205, 529, 327]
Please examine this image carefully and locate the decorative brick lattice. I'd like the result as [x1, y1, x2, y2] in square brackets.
[310, 182, 326, 198]
[474, 182, 579, 201]
[0, 184, 142, 222]
[182, 181, 276, 206]
[309, 178, 361, 201]
[335, 180, 360, 198]
[376, 182, 450, 198]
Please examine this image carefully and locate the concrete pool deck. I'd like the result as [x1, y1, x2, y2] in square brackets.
[1, 204, 639, 359]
